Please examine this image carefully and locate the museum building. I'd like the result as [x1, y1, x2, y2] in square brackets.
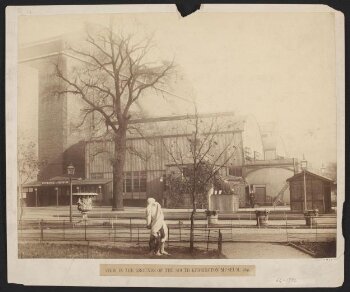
[22, 112, 298, 208]
[20, 36, 298, 208]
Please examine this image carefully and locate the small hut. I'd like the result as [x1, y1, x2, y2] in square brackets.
[287, 170, 334, 213]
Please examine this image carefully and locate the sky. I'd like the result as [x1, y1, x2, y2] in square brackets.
[18, 10, 338, 170]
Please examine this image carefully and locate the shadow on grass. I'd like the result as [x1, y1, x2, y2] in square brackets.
[18, 241, 225, 259]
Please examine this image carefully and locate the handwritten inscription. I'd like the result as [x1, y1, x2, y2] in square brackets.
[276, 277, 297, 284]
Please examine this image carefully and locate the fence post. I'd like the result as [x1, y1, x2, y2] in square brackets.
[231, 218, 233, 239]
[207, 229, 211, 251]
[218, 229, 222, 255]
[114, 216, 117, 243]
[179, 221, 182, 242]
[168, 226, 170, 242]
[86, 241, 90, 258]
[311, 215, 313, 229]
[20, 219, 22, 239]
[137, 227, 140, 244]
[285, 213, 289, 243]
[108, 219, 111, 240]
[315, 220, 318, 243]
[108, 220, 111, 241]
[84, 219, 87, 241]
[130, 218, 132, 242]
[40, 219, 44, 241]
[63, 220, 65, 240]
[114, 225, 116, 243]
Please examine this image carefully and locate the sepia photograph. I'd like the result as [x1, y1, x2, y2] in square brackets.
[6, 4, 344, 287]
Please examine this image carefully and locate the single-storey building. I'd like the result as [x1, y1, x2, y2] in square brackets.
[287, 170, 334, 213]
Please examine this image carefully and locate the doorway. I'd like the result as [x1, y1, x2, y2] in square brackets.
[254, 186, 266, 205]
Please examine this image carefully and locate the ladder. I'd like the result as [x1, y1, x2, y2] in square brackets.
[273, 182, 289, 206]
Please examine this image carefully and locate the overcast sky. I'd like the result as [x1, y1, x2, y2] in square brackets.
[18, 11, 337, 170]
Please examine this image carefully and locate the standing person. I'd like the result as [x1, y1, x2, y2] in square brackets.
[249, 189, 255, 208]
[146, 197, 169, 256]
[249, 192, 255, 208]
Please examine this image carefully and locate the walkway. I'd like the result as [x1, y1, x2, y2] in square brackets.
[222, 242, 312, 258]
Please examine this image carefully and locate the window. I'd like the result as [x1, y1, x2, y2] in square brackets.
[123, 171, 147, 199]
[139, 171, 147, 192]
[124, 172, 132, 192]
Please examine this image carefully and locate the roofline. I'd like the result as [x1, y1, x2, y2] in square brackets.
[165, 162, 227, 167]
[21, 178, 112, 188]
[124, 111, 237, 125]
[87, 129, 243, 144]
[72, 192, 99, 196]
[286, 170, 334, 182]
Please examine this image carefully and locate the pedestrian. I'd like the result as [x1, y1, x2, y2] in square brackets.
[249, 191, 255, 208]
[146, 197, 169, 256]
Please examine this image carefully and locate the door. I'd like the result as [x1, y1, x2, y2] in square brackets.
[255, 186, 266, 205]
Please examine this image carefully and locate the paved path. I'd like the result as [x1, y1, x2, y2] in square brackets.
[19, 222, 336, 243]
[20, 206, 292, 218]
[222, 242, 312, 258]
[20, 207, 336, 229]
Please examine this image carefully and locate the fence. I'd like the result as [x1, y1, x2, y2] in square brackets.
[18, 218, 224, 253]
[18, 213, 336, 248]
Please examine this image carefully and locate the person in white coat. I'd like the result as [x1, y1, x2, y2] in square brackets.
[146, 197, 169, 256]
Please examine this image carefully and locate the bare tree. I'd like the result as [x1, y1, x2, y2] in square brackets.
[55, 23, 174, 210]
[161, 103, 238, 252]
[17, 138, 45, 220]
[18, 141, 40, 185]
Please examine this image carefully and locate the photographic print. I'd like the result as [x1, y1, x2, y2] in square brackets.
[6, 4, 344, 287]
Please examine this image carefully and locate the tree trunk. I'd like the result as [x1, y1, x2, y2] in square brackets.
[112, 128, 127, 211]
[189, 194, 196, 253]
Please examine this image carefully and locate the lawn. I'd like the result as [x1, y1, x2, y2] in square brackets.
[18, 241, 224, 259]
[291, 240, 336, 258]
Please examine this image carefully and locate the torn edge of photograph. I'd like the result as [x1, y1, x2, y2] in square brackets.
[6, 3, 345, 288]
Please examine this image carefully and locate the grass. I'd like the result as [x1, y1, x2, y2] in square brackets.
[18, 241, 224, 259]
[292, 240, 336, 258]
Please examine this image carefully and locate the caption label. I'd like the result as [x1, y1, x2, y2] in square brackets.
[100, 264, 255, 277]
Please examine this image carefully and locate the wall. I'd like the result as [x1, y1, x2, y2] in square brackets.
[289, 176, 331, 213]
[245, 167, 293, 204]
[86, 133, 243, 173]
[20, 39, 91, 181]
[210, 194, 240, 212]
[37, 56, 68, 180]
[85, 130, 244, 200]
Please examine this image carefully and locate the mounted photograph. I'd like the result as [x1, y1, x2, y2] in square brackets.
[6, 4, 344, 288]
